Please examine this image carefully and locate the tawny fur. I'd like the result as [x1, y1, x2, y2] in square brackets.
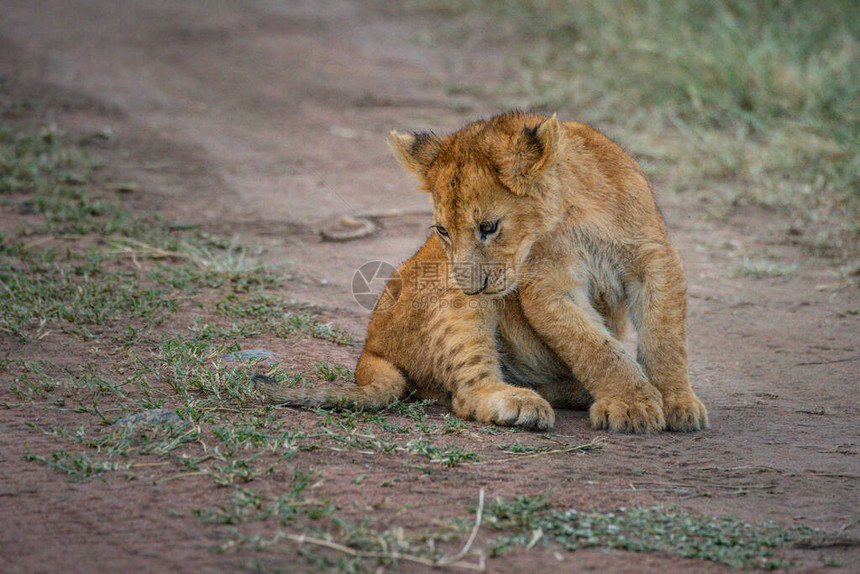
[258, 112, 709, 433]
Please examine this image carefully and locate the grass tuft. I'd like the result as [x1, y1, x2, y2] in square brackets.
[735, 256, 799, 279]
[23, 448, 129, 482]
[405, 437, 480, 466]
[487, 498, 828, 569]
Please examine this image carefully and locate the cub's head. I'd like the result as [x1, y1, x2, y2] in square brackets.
[390, 112, 566, 296]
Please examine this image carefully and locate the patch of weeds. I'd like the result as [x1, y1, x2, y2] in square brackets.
[170, 240, 285, 291]
[0, 126, 89, 194]
[0, 247, 178, 341]
[497, 440, 551, 454]
[0, 127, 191, 244]
[42, 421, 199, 458]
[264, 370, 308, 389]
[263, 428, 307, 459]
[7, 362, 65, 400]
[214, 293, 354, 345]
[306, 397, 432, 427]
[317, 415, 400, 454]
[67, 372, 130, 399]
[195, 487, 269, 525]
[213, 422, 269, 451]
[195, 469, 330, 526]
[0, 126, 291, 343]
[112, 423, 199, 456]
[475, 424, 525, 435]
[490, 502, 829, 569]
[404, 438, 479, 466]
[0, 129, 225, 254]
[315, 361, 354, 382]
[148, 262, 267, 293]
[136, 241, 286, 293]
[211, 418, 304, 460]
[378, 421, 413, 434]
[414, 421, 441, 433]
[316, 409, 370, 431]
[385, 398, 434, 421]
[208, 454, 270, 486]
[188, 317, 262, 341]
[23, 448, 128, 482]
[8, 363, 133, 418]
[411, 416, 467, 435]
[175, 397, 218, 425]
[439, 414, 468, 434]
[735, 256, 800, 279]
[278, 313, 353, 345]
[228, 520, 452, 570]
[484, 494, 552, 531]
[214, 293, 292, 319]
[155, 335, 256, 402]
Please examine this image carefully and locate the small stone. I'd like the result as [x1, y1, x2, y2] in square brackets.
[320, 216, 376, 242]
[112, 408, 185, 428]
[111, 182, 141, 193]
[223, 349, 279, 363]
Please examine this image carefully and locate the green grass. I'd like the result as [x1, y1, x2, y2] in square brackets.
[735, 256, 799, 279]
[408, 0, 860, 251]
[497, 439, 551, 454]
[484, 493, 552, 530]
[194, 472, 330, 525]
[0, 127, 88, 194]
[0, 246, 178, 340]
[215, 294, 354, 345]
[487, 496, 826, 569]
[0, 127, 301, 343]
[35, 421, 199, 458]
[23, 448, 129, 482]
[404, 437, 479, 466]
[315, 361, 355, 382]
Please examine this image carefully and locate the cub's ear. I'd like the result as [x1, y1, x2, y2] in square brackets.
[389, 130, 442, 179]
[501, 114, 565, 195]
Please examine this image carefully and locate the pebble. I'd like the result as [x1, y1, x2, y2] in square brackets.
[222, 349, 280, 363]
[112, 408, 186, 428]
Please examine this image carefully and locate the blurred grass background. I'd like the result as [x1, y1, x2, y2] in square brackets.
[405, 0, 859, 255]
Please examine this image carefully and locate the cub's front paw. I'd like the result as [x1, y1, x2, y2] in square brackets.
[590, 390, 665, 434]
[472, 388, 555, 431]
[663, 392, 709, 432]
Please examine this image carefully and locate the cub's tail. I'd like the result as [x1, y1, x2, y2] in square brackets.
[253, 351, 407, 408]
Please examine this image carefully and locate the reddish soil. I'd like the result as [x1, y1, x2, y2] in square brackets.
[1, 1, 858, 572]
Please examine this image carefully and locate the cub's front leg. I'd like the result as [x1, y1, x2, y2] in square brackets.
[419, 293, 555, 430]
[519, 273, 665, 433]
[628, 244, 708, 431]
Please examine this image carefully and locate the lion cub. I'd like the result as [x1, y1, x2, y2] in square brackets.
[257, 112, 708, 433]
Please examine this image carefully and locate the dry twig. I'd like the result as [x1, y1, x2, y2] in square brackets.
[283, 488, 487, 571]
[476, 437, 606, 464]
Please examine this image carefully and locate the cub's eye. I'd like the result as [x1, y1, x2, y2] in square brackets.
[479, 220, 499, 236]
[433, 225, 450, 239]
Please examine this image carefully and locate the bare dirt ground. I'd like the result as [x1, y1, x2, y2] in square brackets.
[1, 1, 858, 572]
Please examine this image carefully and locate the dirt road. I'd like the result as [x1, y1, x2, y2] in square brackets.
[1, 1, 858, 572]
